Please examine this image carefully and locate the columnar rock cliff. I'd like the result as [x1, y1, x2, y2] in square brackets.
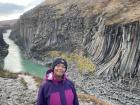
[0, 29, 9, 68]
[10, 0, 140, 80]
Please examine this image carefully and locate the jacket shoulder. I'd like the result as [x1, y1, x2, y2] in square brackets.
[40, 79, 52, 88]
[66, 79, 75, 87]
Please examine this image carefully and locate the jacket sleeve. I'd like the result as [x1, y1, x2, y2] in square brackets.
[37, 81, 48, 105]
[68, 80, 79, 105]
[73, 85, 79, 105]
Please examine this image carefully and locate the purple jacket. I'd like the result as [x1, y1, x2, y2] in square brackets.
[37, 70, 79, 105]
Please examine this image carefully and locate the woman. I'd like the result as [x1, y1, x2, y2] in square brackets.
[37, 58, 79, 105]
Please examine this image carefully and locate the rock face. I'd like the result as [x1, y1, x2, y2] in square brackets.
[10, 0, 140, 80]
[87, 21, 140, 80]
[0, 29, 9, 68]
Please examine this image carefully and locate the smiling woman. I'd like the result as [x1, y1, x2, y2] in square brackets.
[37, 58, 79, 105]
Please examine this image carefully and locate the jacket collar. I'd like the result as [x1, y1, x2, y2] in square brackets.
[45, 70, 67, 83]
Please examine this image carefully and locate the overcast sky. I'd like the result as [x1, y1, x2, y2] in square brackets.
[0, 0, 44, 21]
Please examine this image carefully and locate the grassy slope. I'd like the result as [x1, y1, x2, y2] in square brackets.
[42, 0, 140, 25]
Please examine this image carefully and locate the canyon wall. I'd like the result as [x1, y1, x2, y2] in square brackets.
[10, 0, 140, 80]
[0, 29, 9, 68]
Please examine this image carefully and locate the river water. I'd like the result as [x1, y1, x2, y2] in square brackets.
[3, 30, 46, 78]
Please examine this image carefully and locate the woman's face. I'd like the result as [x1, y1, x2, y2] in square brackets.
[53, 63, 66, 77]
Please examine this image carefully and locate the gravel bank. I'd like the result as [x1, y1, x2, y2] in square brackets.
[0, 76, 98, 105]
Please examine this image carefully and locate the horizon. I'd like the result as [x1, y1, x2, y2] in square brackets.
[0, 0, 44, 21]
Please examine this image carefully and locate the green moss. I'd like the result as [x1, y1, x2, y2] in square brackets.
[33, 76, 43, 87]
[0, 68, 43, 88]
[20, 77, 27, 87]
[0, 69, 18, 79]
[47, 51, 96, 73]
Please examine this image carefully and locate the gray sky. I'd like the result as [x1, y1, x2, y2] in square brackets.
[0, 0, 44, 21]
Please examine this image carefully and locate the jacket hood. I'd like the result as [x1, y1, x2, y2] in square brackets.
[45, 69, 67, 82]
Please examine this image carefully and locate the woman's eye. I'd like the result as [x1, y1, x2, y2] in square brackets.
[62, 66, 66, 68]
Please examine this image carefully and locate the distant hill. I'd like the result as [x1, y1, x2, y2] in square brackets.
[0, 19, 17, 28]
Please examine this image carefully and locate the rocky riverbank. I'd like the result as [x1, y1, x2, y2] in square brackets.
[0, 77, 37, 105]
[2, 60, 140, 105]
[0, 70, 110, 105]
[0, 77, 108, 105]
[66, 62, 140, 105]
[1, 66, 140, 105]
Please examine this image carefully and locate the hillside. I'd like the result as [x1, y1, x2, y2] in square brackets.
[42, 0, 140, 25]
